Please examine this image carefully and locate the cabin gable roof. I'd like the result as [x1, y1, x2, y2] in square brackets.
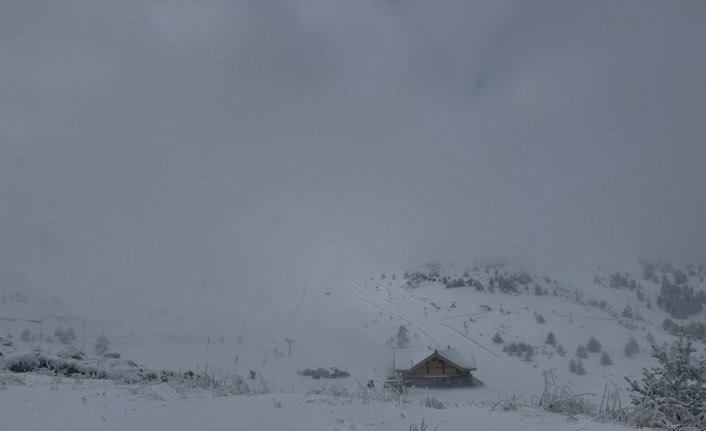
[394, 349, 477, 372]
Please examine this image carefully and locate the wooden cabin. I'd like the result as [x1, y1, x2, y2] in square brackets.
[391, 348, 477, 388]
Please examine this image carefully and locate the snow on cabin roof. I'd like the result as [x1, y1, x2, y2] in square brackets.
[393, 349, 477, 371]
[436, 349, 477, 370]
[393, 350, 433, 371]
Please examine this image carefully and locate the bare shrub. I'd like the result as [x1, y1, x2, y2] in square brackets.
[534, 370, 592, 415]
[307, 384, 351, 398]
[94, 333, 110, 356]
[54, 327, 76, 344]
[356, 380, 405, 405]
[422, 394, 445, 409]
[167, 372, 252, 398]
[409, 418, 437, 431]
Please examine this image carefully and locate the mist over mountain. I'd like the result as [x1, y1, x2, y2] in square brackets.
[1, 0, 705, 315]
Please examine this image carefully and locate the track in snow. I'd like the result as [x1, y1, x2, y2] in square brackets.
[344, 283, 441, 348]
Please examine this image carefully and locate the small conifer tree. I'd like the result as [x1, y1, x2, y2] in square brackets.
[600, 351, 612, 365]
[546, 332, 556, 346]
[396, 326, 410, 348]
[587, 336, 601, 353]
[624, 337, 640, 357]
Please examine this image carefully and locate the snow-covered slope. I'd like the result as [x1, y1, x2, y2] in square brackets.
[1, 260, 704, 430]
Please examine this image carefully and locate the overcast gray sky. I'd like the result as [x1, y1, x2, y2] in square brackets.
[1, 0, 705, 309]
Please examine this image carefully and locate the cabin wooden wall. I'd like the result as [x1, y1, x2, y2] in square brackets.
[411, 355, 465, 377]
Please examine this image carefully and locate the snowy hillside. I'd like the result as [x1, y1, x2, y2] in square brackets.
[2, 260, 704, 430]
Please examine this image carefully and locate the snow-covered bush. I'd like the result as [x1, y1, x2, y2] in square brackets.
[170, 372, 252, 397]
[576, 345, 588, 359]
[422, 394, 445, 409]
[54, 327, 76, 344]
[535, 314, 546, 324]
[625, 339, 706, 429]
[4, 352, 107, 379]
[492, 333, 504, 344]
[307, 384, 351, 398]
[503, 342, 534, 359]
[356, 381, 405, 405]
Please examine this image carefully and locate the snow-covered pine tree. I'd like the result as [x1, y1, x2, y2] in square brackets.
[575, 359, 586, 375]
[569, 358, 577, 373]
[625, 339, 706, 429]
[545, 332, 556, 346]
[556, 344, 566, 356]
[587, 336, 601, 353]
[600, 351, 612, 365]
[625, 337, 640, 357]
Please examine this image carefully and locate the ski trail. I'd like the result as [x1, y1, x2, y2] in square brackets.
[0, 317, 42, 324]
[435, 322, 500, 359]
[289, 285, 307, 321]
[345, 284, 441, 348]
[427, 310, 492, 323]
[349, 277, 401, 309]
[310, 293, 320, 324]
